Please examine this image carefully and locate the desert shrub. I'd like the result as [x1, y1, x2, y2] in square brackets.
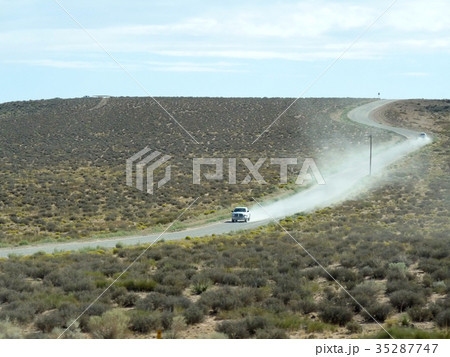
[263, 297, 286, 313]
[346, 321, 362, 334]
[319, 305, 353, 326]
[432, 268, 449, 282]
[164, 315, 186, 338]
[78, 302, 111, 332]
[113, 291, 138, 308]
[362, 303, 391, 323]
[245, 316, 269, 335]
[273, 314, 304, 330]
[88, 309, 130, 339]
[408, 307, 433, 322]
[349, 282, 379, 313]
[238, 270, 267, 288]
[0, 301, 37, 323]
[288, 299, 317, 314]
[183, 304, 205, 325]
[44, 269, 94, 292]
[327, 268, 361, 289]
[387, 262, 407, 279]
[0, 288, 20, 304]
[136, 292, 190, 312]
[372, 266, 387, 279]
[160, 311, 174, 330]
[300, 267, 323, 280]
[199, 287, 242, 312]
[216, 320, 250, 339]
[119, 279, 157, 292]
[36, 311, 66, 333]
[385, 279, 418, 294]
[0, 319, 24, 338]
[206, 269, 241, 286]
[255, 328, 288, 339]
[389, 290, 425, 312]
[191, 275, 211, 295]
[129, 310, 161, 333]
[435, 309, 450, 328]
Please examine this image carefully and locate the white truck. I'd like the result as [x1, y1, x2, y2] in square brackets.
[231, 207, 251, 222]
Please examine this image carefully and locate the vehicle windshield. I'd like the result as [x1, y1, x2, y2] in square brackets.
[233, 208, 246, 212]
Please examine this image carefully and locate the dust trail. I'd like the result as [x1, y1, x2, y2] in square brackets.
[251, 136, 431, 222]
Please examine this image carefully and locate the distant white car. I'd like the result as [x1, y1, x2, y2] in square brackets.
[418, 132, 427, 139]
[231, 207, 251, 222]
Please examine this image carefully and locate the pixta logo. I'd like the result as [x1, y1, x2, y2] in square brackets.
[127, 148, 325, 195]
[126, 147, 172, 194]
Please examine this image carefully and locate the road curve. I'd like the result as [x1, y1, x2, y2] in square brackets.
[348, 99, 422, 139]
[0, 100, 426, 258]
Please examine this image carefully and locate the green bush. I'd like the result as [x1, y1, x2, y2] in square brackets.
[216, 320, 250, 339]
[389, 290, 425, 312]
[346, 321, 362, 334]
[435, 309, 450, 328]
[36, 311, 66, 333]
[88, 309, 130, 339]
[255, 328, 288, 339]
[191, 277, 211, 295]
[129, 310, 161, 333]
[199, 287, 242, 312]
[408, 307, 432, 322]
[119, 279, 157, 292]
[362, 303, 391, 323]
[245, 316, 269, 335]
[0, 319, 24, 338]
[319, 305, 353, 326]
[183, 304, 205, 325]
[0, 302, 37, 323]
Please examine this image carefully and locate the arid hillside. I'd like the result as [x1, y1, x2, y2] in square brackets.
[0, 97, 391, 245]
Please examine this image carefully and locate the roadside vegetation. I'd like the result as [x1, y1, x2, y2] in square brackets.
[0, 99, 448, 338]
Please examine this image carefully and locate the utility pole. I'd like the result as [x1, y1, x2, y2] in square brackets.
[368, 134, 372, 176]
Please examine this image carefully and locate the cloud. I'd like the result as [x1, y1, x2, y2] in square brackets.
[8, 59, 114, 70]
[1, 0, 450, 70]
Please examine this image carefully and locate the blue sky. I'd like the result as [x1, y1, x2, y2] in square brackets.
[1, 0, 449, 103]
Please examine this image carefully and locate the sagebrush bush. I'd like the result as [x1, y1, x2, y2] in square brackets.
[244, 316, 269, 335]
[362, 303, 391, 323]
[199, 287, 242, 312]
[129, 310, 161, 333]
[435, 309, 450, 328]
[346, 321, 362, 334]
[88, 309, 130, 339]
[255, 328, 288, 339]
[389, 290, 425, 312]
[408, 307, 432, 322]
[288, 298, 317, 314]
[0, 301, 37, 323]
[0, 319, 24, 338]
[36, 311, 66, 333]
[183, 304, 205, 325]
[216, 320, 250, 339]
[136, 292, 190, 312]
[319, 305, 353, 326]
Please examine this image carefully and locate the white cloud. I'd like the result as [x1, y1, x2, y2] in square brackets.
[1, 0, 450, 70]
[384, 0, 450, 32]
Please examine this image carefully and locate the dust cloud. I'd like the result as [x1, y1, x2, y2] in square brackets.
[251, 136, 431, 221]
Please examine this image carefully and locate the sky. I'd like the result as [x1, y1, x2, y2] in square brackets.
[1, 0, 449, 103]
